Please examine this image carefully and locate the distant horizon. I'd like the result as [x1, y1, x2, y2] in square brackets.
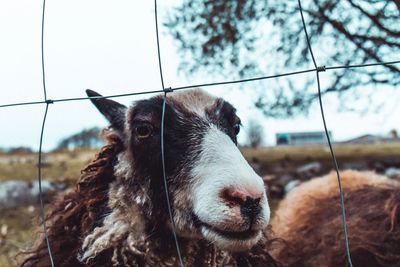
[1, 127, 398, 153]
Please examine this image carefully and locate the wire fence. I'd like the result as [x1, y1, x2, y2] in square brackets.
[1, 0, 400, 266]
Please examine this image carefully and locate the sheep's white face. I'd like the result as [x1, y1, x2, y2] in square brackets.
[191, 125, 270, 251]
[87, 89, 270, 252]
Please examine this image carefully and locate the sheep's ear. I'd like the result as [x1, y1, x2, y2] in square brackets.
[86, 89, 127, 132]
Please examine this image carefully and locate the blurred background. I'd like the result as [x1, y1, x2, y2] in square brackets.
[0, 1, 399, 266]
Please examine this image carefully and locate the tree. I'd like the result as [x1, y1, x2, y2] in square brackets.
[166, 0, 400, 117]
[55, 127, 103, 150]
[6, 146, 33, 153]
[390, 129, 398, 139]
[246, 119, 264, 148]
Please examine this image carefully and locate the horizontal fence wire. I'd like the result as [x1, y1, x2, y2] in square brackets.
[1, 61, 400, 109]
[0, 0, 399, 265]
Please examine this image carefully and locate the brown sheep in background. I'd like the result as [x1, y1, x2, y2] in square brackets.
[270, 170, 400, 267]
[21, 89, 279, 267]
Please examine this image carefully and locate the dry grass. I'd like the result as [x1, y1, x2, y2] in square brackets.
[1, 143, 400, 183]
[0, 207, 39, 267]
[0, 148, 98, 182]
[0, 149, 97, 266]
[242, 143, 400, 164]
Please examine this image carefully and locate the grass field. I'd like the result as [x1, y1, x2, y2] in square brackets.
[1, 143, 400, 183]
[242, 142, 400, 164]
[0, 148, 96, 182]
[0, 207, 38, 267]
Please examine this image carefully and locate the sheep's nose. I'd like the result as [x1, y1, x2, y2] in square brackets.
[241, 196, 262, 221]
[222, 188, 263, 220]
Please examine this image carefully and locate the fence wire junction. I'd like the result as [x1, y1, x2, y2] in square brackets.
[1, 0, 400, 266]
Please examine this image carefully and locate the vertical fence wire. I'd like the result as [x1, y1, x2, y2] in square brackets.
[316, 71, 354, 267]
[37, 103, 54, 267]
[297, 1, 354, 266]
[38, 0, 55, 265]
[0, 0, 399, 265]
[41, 0, 48, 101]
[154, 0, 185, 266]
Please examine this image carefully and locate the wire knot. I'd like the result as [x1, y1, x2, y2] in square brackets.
[163, 87, 173, 93]
[45, 99, 54, 104]
[316, 66, 326, 72]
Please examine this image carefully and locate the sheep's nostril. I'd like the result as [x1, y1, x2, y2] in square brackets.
[241, 197, 262, 222]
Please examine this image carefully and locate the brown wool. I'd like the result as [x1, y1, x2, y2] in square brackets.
[270, 170, 400, 267]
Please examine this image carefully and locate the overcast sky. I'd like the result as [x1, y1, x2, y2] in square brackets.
[1, 0, 399, 151]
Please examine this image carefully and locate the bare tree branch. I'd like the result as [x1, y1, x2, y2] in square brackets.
[166, 0, 400, 117]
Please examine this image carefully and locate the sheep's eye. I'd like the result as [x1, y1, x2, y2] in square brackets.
[233, 123, 240, 135]
[135, 124, 153, 139]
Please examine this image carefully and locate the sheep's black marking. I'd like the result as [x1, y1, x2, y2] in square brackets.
[86, 89, 127, 132]
[206, 99, 240, 145]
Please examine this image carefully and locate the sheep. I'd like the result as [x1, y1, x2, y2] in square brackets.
[21, 89, 278, 267]
[270, 170, 400, 267]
